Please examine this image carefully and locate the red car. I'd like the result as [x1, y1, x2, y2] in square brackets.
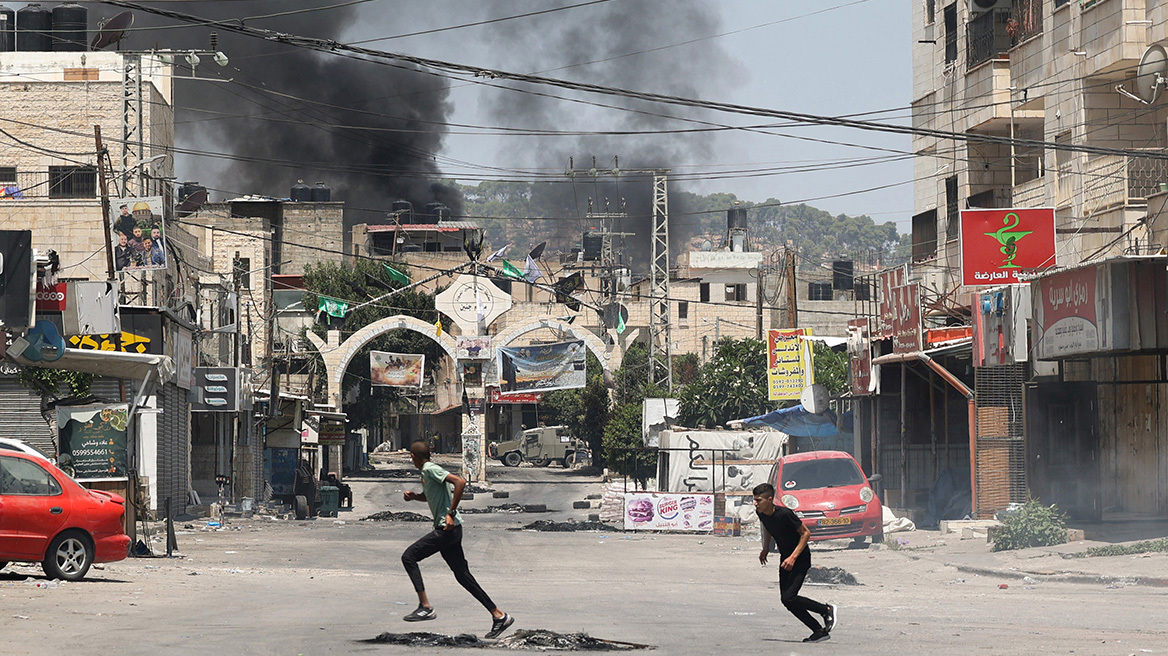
[0, 452, 130, 580]
[769, 450, 884, 544]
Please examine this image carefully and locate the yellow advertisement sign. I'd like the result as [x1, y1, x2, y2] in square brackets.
[767, 328, 815, 401]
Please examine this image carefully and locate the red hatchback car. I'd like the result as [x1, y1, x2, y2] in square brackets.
[0, 452, 130, 580]
[769, 450, 884, 544]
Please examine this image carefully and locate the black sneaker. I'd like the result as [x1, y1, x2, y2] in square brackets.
[823, 603, 838, 632]
[485, 613, 514, 639]
[403, 605, 436, 622]
[803, 629, 831, 643]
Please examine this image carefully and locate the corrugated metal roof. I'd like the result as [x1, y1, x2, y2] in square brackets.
[366, 221, 480, 233]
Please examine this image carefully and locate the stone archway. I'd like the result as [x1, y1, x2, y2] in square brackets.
[313, 314, 458, 409]
[491, 318, 623, 374]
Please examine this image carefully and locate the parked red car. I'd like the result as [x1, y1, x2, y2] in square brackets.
[769, 450, 884, 544]
[0, 452, 130, 580]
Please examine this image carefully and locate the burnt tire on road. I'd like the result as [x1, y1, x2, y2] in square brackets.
[294, 495, 309, 520]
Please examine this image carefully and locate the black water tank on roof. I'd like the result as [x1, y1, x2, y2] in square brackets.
[727, 206, 748, 231]
[434, 204, 451, 222]
[50, 3, 86, 51]
[290, 180, 311, 202]
[310, 181, 331, 202]
[808, 281, 833, 301]
[391, 199, 413, 222]
[422, 202, 444, 224]
[0, 6, 16, 52]
[582, 230, 602, 261]
[832, 260, 854, 290]
[16, 3, 52, 52]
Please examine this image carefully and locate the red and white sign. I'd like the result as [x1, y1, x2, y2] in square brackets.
[847, 318, 873, 396]
[1034, 267, 1098, 358]
[961, 208, 1056, 286]
[488, 388, 542, 405]
[891, 283, 922, 354]
[877, 266, 905, 338]
[35, 282, 67, 311]
[623, 492, 715, 532]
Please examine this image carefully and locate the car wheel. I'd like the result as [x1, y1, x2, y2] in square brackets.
[42, 531, 93, 581]
[871, 532, 884, 544]
[564, 454, 576, 468]
[0, 561, 7, 570]
[503, 452, 522, 467]
[852, 536, 867, 546]
[294, 495, 309, 520]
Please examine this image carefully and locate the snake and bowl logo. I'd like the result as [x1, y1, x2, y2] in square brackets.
[657, 497, 680, 520]
[960, 208, 1055, 287]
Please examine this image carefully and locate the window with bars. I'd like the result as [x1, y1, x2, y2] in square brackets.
[0, 166, 15, 185]
[944, 4, 958, 64]
[945, 176, 960, 241]
[47, 165, 96, 198]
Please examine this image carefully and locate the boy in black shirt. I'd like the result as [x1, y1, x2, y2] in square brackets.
[753, 483, 836, 643]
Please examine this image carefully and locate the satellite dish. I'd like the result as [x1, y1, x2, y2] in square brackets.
[91, 11, 134, 51]
[176, 188, 208, 217]
[701, 240, 712, 251]
[1136, 45, 1168, 103]
[800, 384, 830, 415]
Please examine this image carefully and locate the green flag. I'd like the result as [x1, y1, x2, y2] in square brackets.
[500, 259, 524, 280]
[616, 311, 626, 335]
[384, 264, 410, 286]
[318, 295, 348, 318]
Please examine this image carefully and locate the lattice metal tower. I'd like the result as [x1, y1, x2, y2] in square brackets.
[649, 172, 671, 392]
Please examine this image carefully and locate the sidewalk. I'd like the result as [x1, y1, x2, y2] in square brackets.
[891, 528, 1168, 587]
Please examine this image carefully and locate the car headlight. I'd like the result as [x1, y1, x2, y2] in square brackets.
[859, 487, 874, 503]
[780, 494, 799, 510]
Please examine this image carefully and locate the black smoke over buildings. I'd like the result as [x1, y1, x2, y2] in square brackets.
[480, 1, 743, 265]
[107, 1, 461, 222]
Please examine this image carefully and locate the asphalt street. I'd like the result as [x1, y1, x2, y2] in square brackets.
[1, 457, 1164, 655]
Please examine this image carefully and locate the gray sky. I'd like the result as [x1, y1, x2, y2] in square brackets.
[341, 1, 913, 228]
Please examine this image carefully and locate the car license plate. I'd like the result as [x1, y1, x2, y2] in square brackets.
[817, 517, 851, 527]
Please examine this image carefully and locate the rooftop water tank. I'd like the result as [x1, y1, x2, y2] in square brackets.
[0, 6, 16, 52]
[727, 206, 748, 231]
[309, 181, 331, 202]
[50, 2, 86, 51]
[16, 3, 52, 52]
[391, 199, 414, 223]
[422, 202, 444, 224]
[290, 180, 311, 202]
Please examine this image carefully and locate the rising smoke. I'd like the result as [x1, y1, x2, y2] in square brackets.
[108, 1, 462, 223]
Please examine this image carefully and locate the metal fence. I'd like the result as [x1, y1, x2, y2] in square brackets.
[974, 364, 1027, 516]
[967, 8, 1015, 70]
[0, 168, 98, 199]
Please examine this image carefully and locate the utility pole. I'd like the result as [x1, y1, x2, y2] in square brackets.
[95, 126, 116, 281]
[648, 171, 672, 392]
[756, 262, 764, 339]
[785, 248, 798, 329]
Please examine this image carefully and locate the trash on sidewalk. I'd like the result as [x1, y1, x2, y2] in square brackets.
[512, 519, 621, 532]
[365, 629, 652, 650]
[23, 579, 57, 589]
[999, 583, 1009, 589]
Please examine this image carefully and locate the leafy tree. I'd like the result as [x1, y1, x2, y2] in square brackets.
[676, 338, 770, 428]
[18, 368, 94, 399]
[302, 258, 445, 434]
[537, 352, 610, 465]
[811, 343, 849, 398]
[603, 401, 656, 488]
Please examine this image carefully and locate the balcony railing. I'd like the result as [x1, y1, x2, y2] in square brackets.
[0, 169, 98, 200]
[1082, 150, 1168, 215]
[1010, 0, 1043, 44]
[967, 8, 1016, 70]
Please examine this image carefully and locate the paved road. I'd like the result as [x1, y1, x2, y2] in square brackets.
[1, 461, 1162, 655]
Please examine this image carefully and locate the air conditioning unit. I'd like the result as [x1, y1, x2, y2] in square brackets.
[970, 0, 1012, 13]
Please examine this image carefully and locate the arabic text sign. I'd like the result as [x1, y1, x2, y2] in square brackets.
[57, 404, 128, 479]
[624, 492, 715, 532]
[847, 318, 872, 396]
[370, 351, 425, 388]
[767, 329, 813, 401]
[891, 283, 922, 354]
[497, 340, 586, 393]
[877, 266, 905, 339]
[1034, 266, 1098, 358]
[488, 388, 542, 404]
[961, 208, 1055, 286]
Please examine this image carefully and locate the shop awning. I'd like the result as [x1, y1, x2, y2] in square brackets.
[6, 347, 175, 384]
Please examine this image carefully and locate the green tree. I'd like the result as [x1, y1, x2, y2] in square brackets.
[302, 258, 444, 434]
[537, 352, 610, 465]
[812, 343, 849, 398]
[676, 337, 770, 428]
[603, 402, 656, 488]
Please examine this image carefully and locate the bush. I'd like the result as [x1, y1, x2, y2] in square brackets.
[990, 499, 1068, 552]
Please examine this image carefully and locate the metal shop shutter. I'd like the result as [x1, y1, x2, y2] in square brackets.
[0, 376, 55, 456]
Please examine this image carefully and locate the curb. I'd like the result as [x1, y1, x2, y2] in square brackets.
[946, 563, 1168, 588]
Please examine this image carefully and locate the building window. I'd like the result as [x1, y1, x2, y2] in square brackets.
[945, 175, 959, 241]
[943, 4, 957, 65]
[925, 0, 935, 25]
[699, 283, 710, 303]
[235, 257, 251, 289]
[0, 166, 15, 185]
[724, 284, 747, 302]
[912, 209, 938, 263]
[678, 301, 689, 321]
[47, 165, 96, 198]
